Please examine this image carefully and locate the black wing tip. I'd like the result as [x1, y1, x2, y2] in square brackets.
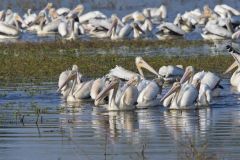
[226, 45, 231, 49]
[226, 45, 233, 52]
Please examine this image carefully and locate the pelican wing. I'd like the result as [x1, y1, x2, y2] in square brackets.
[193, 71, 205, 81]
[221, 4, 240, 16]
[90, 77, 105, 99]
[43, 19, 61, 32]
[137, 81, 159, 103]
[73, 80, 94, 99]
[198, 84, 212, 106]
[159, 22, 185, 35]
[79, 11, 107, 23]
[108, 66, 139, 81]
[58, 21, 67, 37]
[179, 85, 198, 107]
[121, 86, 138, 106]
[58, 70, 71, 91]
[56, 8, 70, 16]
[201, 72, 220, 90]
[205, 22, 232, 38]
[0, 22, 18, 35]
[118, 24, 132, 38]
[88, 19, 111, 30]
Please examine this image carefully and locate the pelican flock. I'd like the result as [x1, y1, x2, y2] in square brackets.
[1, 3, 240, 40]
[56, 42, 240, 111]
[57, 55, 229, 111]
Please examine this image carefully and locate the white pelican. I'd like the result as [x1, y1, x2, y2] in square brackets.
[58, 14, 82, 40]
[108, 56, 160, 81]
[56, 8, 70, 16]
[90, 76, 108, 104]
[201, 19, 233, 40]
[160, 80, 200, 109]
[214, 4, 240, 18]
[37, 18, 61, 35]
[127, 75, 163, 108]
[108, 57, 163, 108]
[158, 65, 184, 82]
[0, 13, 26, 39]
[131, 22, 146, 39]
[4, 9, 14, 25]
[57, 65, 93, 102]
[95, 77, 138, 111]
[155, 22, 185, 40]
[58, 65, 79, 98]
[78, 11, 107, 23]
[224, 45, 240, 92]
[142, 4, 167, 22]
[160, 64, 220, 109]
[193, 70, 222, 96]
[220, 4, 240, 16]
[107, 15, 133, 40]
[180, 66, 222, 105]
[66, 4, 84, 18]
[23, 9, 37, 27]
[122, 11, 145, 24]
[173, 13, 194, 33]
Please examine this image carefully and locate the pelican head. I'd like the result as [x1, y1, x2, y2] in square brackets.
[73, 4, 84, 15]
[49, 8, 58, 19]
[57, 65, 79, 92]
[95, 77, 119, 106]
[67, 5, 84, 19]
[160, 82, 181, 102]
[135, 56, 159, 77]
[180, 66, 194, 84]
[203, 5, 212, 18]
[44, 3, 53, 10]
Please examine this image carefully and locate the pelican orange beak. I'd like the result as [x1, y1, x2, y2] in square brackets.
[160, 82, 181, 102]
[224, 61, 238, 74]
[180, 66, 194, 84]
[57, 70, 77, 92]
[95, 79, 119, 105]
[135, 57, 160, 78]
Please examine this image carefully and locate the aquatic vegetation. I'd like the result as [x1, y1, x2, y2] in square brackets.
[179, 137, 218, 160]
[0, 40, 232, 83]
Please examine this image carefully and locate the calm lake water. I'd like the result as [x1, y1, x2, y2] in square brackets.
[1, 79, 240, 160]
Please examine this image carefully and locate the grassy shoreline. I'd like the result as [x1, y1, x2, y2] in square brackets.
[0, 39, 232, 83]
[0, 54, 233, 83]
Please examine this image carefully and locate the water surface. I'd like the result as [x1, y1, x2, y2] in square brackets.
[1, 79, 240, 160]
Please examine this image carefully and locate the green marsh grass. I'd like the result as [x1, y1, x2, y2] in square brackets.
[0, 40, 232, 83]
